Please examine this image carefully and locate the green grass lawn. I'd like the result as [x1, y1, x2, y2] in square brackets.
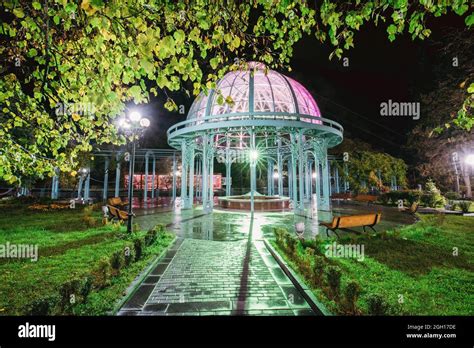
[270, 214, 474, 315]
[0, 206, 174, 315]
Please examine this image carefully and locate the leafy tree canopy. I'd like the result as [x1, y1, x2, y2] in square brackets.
[331, 137, 407, 192]
[0, 0, 472, 184]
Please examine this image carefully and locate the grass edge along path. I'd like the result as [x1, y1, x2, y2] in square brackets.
[267, 214, 474, 316]
[0, 222, 174, 315]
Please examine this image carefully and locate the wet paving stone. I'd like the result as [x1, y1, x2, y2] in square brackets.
[268, 267, 292, 284]
[280, 285, 309, 307]
[119, 211, 322, 316]
[294, 308, 317, 316]
[150, 263, 169, 275]
[143, 275, 160, 284]
[167, 301, 232, 313]
[120, 285, 155, 310]
[134, 238, 314, 315]
[142, 303, 169, 312]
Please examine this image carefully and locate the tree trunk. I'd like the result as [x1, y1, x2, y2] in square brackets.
[462, 170, 472, 198]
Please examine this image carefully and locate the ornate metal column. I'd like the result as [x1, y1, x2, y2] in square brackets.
[225, 140, 232, 196]
[103, 158, 109, 201]
[267, 159, 273, 196]
[335, 165, 340, 194]
[195, 156, 201, 200]
[151, 156, 156, 199]
[84, 172, 90, 201]
[304, 154, 310, 201]
[201, 134, 211, 213]
[144, 151, 149, 202]
[288, 159, 293, 201]
[343, 162, 350, 192]
[208, 136, 216, 210]
[297, 131, 305, 211]
[51, 168, 59, 200]
[391, 175, 397, 191]
[320, 142, 331, 210]
[185, 143, 195, 209]
[290, 133, 299, 213]
[180, 140, 189, 209]
[114, 153, 121, 198]
[77, 175, 84, 199]
[171, 152, 177, 205]
[314, 158, 321, 207]
[250, 130, 257, 212]
[277, 139, 283, 196]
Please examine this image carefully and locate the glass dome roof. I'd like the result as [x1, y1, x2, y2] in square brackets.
[187, 62, 321, 121]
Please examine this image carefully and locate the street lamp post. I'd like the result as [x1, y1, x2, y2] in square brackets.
[118, 111, 150, 233]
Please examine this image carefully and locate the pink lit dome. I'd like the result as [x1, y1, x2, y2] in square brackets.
[187, 62, 321, 121]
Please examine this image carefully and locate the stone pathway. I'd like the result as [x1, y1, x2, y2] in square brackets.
[118, 240, 314, 316]
[118, 213, 316, 316]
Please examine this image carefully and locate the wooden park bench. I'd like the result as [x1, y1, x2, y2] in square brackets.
[107, 197, 128, 209]
[107, 205, 131, 221]
[320, 213, 382, 237]
[353, 194, 377, 205]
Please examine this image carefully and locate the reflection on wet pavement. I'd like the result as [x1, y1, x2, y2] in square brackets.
[134, 202, 416, 242]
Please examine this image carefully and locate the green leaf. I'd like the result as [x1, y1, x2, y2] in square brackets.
[27, 48, 38, 57]
[387, 24, 397, 35]
[13, 8, 25, 18]
[53, 15, 60, 25]
[454, 4, 468, 16]
[232, 36, 241, 48]
[467, 83, 474, 94]
[173, 29, 185, 43]
[128, 85, 142, 100]
[91, 0, 105, 7]
[210, 57, 219, 69]
[32, 2, 41, 10]
[465, 13, 474, 27]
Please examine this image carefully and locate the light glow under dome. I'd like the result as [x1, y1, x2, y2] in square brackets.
[187, 62, 321, 123]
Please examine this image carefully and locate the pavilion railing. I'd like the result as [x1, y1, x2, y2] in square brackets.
[167, 112, 343, 139]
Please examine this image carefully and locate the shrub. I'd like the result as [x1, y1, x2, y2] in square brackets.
[153, 224, 166, 233]
[367, 293, 389, 315]
[445, 191, 461, 200]
[377, 193, 390, 205]
[421, 180, 446, 208]
[110, 250, 125, 271]
[344, 280, 361, 314]
[312, 255, 326, 286]
[297, 251, 312, 280]
[457, 200, 472, 213]
[80, 277, 93, 300]
[25, 296, 59, 315]
[326, 266, 342, 299]
[82, 206, 98, 227]
[379, 190, 421, 206]
[145, 228, 158, 246]
[274, 228, 287, 247]
[301, 238, 324, 253]
[285, 234, 297, 255]
[59, 278, 83, 312]
[124, 245, 135, 266]
[305, 247, 315, 258]
[93, 257, 112, 289]
[405, 190, 422, 205]
[133, 237, 146, 261]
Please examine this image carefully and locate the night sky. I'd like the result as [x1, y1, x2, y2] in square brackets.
[139, 13, 467, 158]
